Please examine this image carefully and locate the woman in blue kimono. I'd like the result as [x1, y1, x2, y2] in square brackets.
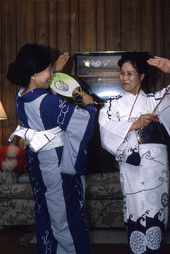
[6, 44, 96, 254]
[99, 53, 170, 254]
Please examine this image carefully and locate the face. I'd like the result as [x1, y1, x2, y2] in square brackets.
[31, 65, 51, 89]
[119, 61, 144, 95]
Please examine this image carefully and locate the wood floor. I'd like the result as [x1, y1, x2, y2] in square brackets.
[0, 225, 170, 254]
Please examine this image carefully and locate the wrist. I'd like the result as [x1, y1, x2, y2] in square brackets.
[51, 68, 57, 74]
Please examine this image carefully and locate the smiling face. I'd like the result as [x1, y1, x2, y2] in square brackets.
[119, 61, 145, 95]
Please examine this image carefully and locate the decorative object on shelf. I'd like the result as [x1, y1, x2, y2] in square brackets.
[0, 100, 7, 120]
[74, 51, 124, 102]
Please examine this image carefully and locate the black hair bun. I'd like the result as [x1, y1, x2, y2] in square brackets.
[6, 44, 51, 87]
[6, 61, 33, 86]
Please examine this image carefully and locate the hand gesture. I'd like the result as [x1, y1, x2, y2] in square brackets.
[147, 56, 170, 73]
[81, 91, 94, 105]
[130, 114, 154, 131]
[53, 52, 69, 72]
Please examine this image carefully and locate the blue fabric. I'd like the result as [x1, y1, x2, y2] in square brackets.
[17, 88, 96, 254]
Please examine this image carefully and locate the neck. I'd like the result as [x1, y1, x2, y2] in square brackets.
[132, 88, 140, 95]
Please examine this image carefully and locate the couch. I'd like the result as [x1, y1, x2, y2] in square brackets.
[0, 144, 124, 229]
[0, 144, 34, 226]
[0, 169, 35, 226]
[0, 168, 124, 229]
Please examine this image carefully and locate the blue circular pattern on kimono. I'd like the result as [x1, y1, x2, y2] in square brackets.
[130, 231, 146, 254]
[146, 226, 162, 250]
[161, 192, 169, 208]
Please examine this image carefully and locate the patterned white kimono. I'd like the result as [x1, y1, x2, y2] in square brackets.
[99, 87, 170, 254]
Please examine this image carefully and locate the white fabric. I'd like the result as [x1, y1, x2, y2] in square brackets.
[120, 143, 169, 221]
[156, 88, 170, 135]
[8, 125, 64, 152]
[99, 87, 170, 162]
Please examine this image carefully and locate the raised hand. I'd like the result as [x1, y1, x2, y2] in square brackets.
[147, 56, 170, 73]
[53, 52, 69, 72]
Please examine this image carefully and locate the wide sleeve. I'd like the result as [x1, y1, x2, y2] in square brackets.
[98, 100, 132, 156]
[155, 84, 170, 135]
[58, 103, 96, 175]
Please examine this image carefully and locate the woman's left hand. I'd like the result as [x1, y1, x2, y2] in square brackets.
[130, 113, 154, 131]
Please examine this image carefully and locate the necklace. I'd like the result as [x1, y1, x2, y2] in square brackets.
[128, 93, 140, 120]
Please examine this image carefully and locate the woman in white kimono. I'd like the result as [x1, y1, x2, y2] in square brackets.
[99, 52, 170, 254]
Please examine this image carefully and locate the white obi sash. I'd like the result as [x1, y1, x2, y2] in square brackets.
[8, 125, 64, 153]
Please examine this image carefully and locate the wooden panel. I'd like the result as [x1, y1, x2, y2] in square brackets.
[35, 0, 49, 45]
[1, 2, 17, 145]
[70, 0, 79, 74]
[79, 0, 96, 52]
[16, 0, 35, 49]
[56, 0, 70, 52]
[96, 0, 106, 51]
[121, 0, 141, 50]
[0, 1, 1, 88]
[163, 0, 170, 85]
[163, 0, 170, 58]
[154, 0, 164, 57]
[141, 0, 157, 93]
[70, 0, 79, 54]
[0, 1, 2, 145]
[48, 0, 57, 63]
[56, 0, 70, 72]
[153, 0, 164, 91]
[141, 0, 154, 53]
[105, 0, 121, 51]
[0, 1, 2, 100]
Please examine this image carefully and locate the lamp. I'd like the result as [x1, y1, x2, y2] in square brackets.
[0, 100, 7, 120]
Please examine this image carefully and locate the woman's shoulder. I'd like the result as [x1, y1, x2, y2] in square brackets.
[147, 84, 170, 99]
[107, 91, 125, 102]
[42, 89, 76, 112]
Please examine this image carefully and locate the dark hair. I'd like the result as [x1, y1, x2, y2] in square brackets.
[6, 44, 51, 87]
[118, 51, 149, 75]
[118, 51, 151, 91]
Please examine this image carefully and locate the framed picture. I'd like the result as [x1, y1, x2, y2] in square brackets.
[74, 51, 124, 103]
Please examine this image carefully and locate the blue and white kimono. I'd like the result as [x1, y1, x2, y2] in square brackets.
[14, 88, 96, 254]
[99, 86, 170, 254]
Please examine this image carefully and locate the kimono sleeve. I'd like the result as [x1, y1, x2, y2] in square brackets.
[155, 85, 170, 135]
[99, 101, 132, 156]
[59, 103, 96, 175]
